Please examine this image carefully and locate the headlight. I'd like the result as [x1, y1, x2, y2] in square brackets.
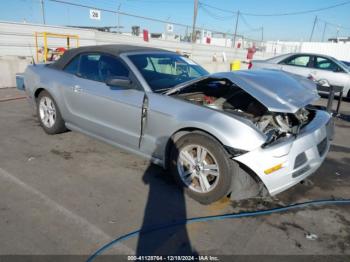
[224, 146, 248, 157]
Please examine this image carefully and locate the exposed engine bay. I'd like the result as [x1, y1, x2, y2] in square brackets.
[171, 78, 315, 146]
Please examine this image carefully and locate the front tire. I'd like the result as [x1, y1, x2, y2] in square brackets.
[170, 133, 234, 204]
[37, 91, 66, 134]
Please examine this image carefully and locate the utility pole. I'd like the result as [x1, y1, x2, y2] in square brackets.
[40, 0, 46, 24]
[185, 26, 189, 42]
[117, 3, 122, 33]
[309, 16, 317, 42]
[233, 11, 239, 48]
[336, 25, 340, 41]
[321, 22, 327, 42]
[191, 0, 198, 43]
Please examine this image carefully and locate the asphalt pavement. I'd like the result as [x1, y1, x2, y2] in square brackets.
[0, 88, 349, 260]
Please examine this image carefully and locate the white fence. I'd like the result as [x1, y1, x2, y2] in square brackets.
[1, 21, 350, 61]
[1, 20, 350, 88]
[0, 21, 270, 68]
[300, 42, 350, 61]
[0, 20, 270, 88]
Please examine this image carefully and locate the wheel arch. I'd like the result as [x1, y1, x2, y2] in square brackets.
[164, 127, 267, 200]
[33, 87, 63, 113]
[34, 87, 48, 101]
[33, 87, 68, 122]
[163, 127, 227, 170]
[34, 87, 60, 102]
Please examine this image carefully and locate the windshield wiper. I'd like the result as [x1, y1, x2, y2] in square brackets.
[154, 87, 172, 94]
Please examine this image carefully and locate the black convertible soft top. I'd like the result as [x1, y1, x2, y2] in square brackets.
[49, 44, 170, 70]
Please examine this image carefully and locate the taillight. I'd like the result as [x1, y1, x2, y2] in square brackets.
[248, 62, 253, 69]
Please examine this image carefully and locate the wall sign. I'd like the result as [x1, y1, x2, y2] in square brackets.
[166, 24, 174, 33]
[90, 9, 101, 20]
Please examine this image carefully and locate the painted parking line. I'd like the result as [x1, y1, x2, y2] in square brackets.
[0, 96, 27, 102]
[0, 167, 134, 255]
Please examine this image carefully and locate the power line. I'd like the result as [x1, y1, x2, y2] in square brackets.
[232, 10, 239, 48]
[309, 16, 318, 41]
[241, 0, 350, 17]
[48, 0, 191, 27]
[199, 2, 236, 15]
[239, 13, 260, 31]
[40, 0, 46, 24]
[318, 18, 350, 31]
[199, 5, 235, 20]
[126, 0, 191, 3]
[200, 0, 350, 17]
[192, 0, 198, 43]
[321, 21, 327, 42]
[199, 0, 350, 41]
[47, 0, 240, 37]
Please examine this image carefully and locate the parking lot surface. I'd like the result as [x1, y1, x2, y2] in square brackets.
[0, 89, 349, 258]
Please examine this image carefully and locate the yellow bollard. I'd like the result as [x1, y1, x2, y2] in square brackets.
[230, 60, 241, 71]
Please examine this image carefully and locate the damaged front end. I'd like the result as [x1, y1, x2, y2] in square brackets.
[258, 107, 315, 147]
[166, 69, 329, 198]
[167, 74, 318, 148]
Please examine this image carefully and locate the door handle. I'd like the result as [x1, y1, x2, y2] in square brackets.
[73, 85, 83, 93]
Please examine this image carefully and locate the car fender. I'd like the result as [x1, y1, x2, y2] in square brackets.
[142, 93, 266, 164]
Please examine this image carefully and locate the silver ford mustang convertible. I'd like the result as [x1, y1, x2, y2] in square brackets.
[23, 45, 334, 204]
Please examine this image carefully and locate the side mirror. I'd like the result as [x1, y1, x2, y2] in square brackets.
[106, 76, 132, 89]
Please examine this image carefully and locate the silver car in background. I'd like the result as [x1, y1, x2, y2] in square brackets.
[22, 45, 333, 204]
[251, 53, 350, 98]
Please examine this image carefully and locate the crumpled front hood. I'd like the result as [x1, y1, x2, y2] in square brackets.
[215, 70, 319, 113]
[167, 69, 320, 113]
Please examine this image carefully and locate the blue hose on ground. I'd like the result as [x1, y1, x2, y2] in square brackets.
[86, 198, 350, 262]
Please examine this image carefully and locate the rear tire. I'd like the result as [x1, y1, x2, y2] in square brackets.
[169, 133, 234, 204]
[37, 90, 66, 134]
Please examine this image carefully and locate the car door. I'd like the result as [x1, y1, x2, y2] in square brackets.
[278, 54, 313, 78]
[310, 56, 350, 88]
[60, 52, 144, 150]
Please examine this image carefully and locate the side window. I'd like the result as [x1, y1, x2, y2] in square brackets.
[315, 57, 342, 72]
[282, 55, 311, 67]
[79, 54, 101, 81]
[97, 55, 129, 82]
[78, 53, 129, 82]
[63, 55, 80, 74]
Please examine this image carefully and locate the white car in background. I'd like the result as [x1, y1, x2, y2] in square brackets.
[250, 53, 350, 98]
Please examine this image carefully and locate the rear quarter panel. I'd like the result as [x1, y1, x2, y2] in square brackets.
[24, 64, 70, 119]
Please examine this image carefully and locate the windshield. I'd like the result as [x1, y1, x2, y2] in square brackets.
[128, 53, 209, 92]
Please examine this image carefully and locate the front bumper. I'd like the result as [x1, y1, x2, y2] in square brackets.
[234, 110, 334, 196]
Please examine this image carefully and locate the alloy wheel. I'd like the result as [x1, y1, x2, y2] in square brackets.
[177, 144, 220, 193]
